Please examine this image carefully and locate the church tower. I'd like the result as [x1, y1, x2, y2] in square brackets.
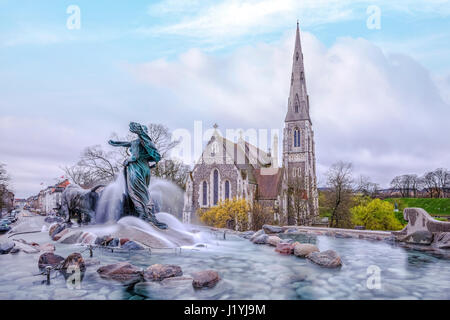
[282, 22, 319, 225]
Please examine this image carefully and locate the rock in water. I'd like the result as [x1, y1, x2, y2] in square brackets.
[0, 241, 15, 254]
[433, 232, 450, 249]
[144, 264, 183, 281]
[275, 242, 294, 255]
[251, 234, 269, 244]
[263, 225, 284, 234]
[306, 250, 342, 268]
[38, 243, 55, 252]
[97, 262, 143, 285]
[121, 241, 145, 250]
[401, 231, 433, 245]
[192, 270, 220, 289]
[49, 223, 67, 240]
[293, 243, 319, 258]
[38, 252, 65, 270]
[249, 229, 265, 242]
[240, 231, 255, 239]
[267, 236, 282, 247]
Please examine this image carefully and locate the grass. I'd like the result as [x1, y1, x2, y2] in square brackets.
[385, 198, 450, 216]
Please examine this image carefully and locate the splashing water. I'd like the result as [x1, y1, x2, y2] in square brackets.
[95, 171, 126, 224]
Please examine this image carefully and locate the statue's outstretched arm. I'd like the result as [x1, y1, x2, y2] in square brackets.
[108, 140, 131, 148]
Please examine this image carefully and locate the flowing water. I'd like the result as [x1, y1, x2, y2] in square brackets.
[0, 216, 449, 300]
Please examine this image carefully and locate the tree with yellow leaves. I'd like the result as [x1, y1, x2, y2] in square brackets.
[197, 198, 250, 231]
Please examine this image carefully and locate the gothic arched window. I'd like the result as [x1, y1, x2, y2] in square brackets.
[213, 169, 219, 205]
[294, 129, 301, 148]
[225, 180, 230, 200]
[202, 181, 208, 206]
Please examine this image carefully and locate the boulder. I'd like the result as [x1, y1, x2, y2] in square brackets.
[263, 225, 284, 234]
[433, 232, 450, 249]
[251, 234, 269, 244]
[79, 232, 97, 245]
[119, 238, 130, 246]
[59, 230, 84, 244]
[275, 242, 294, 255]
[53, 228, 70, 241]
[249, 229, 265, 242]
[38, 252, 65, 270]
[267, 236, 282, 247]
[306, 250, 342, 268]
[293, 243, 320, 258]
[0, 241, 15, 254]
[61, 253, 86, 273]
[192, 270, 220, 289]
[97, 262, 143, 285]
[144, 264, 183, 281]
[49, 223, 67, 240]
[401, 231, 433, 245]
[38, 243, 55, 252]
[121, 241, 145, 250]
[95, 235, 113, 246]
[240, 231, 255, 239]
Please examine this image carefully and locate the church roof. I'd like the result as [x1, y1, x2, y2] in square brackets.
[254, 168, 283, 200]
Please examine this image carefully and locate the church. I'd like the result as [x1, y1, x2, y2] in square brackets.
[182, 23, 319, 226]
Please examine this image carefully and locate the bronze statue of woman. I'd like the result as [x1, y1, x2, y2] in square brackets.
[109, 122, 168, 229]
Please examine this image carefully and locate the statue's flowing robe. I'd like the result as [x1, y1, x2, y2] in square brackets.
[125, 138, 160, 220]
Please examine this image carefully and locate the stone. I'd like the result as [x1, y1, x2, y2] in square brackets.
[121, 240, 145, 250]
[306, 250, 342, 268]
[79, 232, 96, 245]
[192, 270, 220, 289]
[267, 236, 282, 247]
[249, 229, 265, 242]
[119, 238, 130, 246]
[0, 241, 15, 254]
[38, 243, 55, 252]
[61, 252, 86, 275]
[251, 234, 269, 244]
[240, 231, 255, 239]
[10, 248, 20, 254]
[49, 223, 67, 240]
[53, 228, 70, 241]
[275, 242, 294, 255]
[144, 264, 183, 281]
[38, 252, 65, 270]
[97, 262, 143, 285]
[95, 235, 113, 246]
[293, 243, 320, 258]
[59, 230, 84, 244]
[433, 232, 450, 249]
[262, 225, 284, 234]
[401, 231, 433, 245]
[44, 216, 64, 224]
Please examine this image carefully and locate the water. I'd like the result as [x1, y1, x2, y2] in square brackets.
[95, 173, 185, 223]
[0, 225, 449, 300]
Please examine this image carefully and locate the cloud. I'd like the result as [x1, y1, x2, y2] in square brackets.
[142, 0, 450, 42]
[128, 31, 450, 188]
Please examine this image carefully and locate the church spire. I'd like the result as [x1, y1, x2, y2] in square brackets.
[285, 22, 310, 123]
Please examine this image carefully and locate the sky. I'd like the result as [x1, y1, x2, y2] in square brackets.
[1, 0, 450, 198]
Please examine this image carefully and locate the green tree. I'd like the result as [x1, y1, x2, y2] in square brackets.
[351, 199, 404, 231]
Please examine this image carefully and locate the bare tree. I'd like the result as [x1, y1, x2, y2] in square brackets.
[325, 161, 354, 228]
[250, 202, 274, 231]
[433, 168, 450, 198]
[390, 174, 420, 198]
[286, 175, 310, 226]
[0, 163, 11, 210]
[356, 175, 380, 198]
[63, 123, 184, 188]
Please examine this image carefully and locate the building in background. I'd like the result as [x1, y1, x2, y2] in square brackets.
[183, 23, 319, 226]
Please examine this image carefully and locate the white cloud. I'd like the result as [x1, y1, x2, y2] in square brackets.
[143, 0, 450, 41]
[128, 30, 450, 188]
